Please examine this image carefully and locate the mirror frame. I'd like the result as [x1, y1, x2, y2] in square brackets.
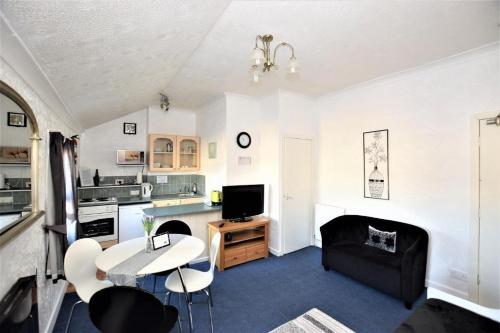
[0, 80, 44, 247]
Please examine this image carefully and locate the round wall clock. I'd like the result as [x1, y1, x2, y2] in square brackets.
[236, 132, 251, 149]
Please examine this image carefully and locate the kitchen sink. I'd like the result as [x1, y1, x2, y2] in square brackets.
[178, 193, 196, 197]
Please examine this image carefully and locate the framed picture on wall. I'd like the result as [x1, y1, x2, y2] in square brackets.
[7, 112, 27, 127]
[363, 129, 389, 200]
[123, 122, 137, 135]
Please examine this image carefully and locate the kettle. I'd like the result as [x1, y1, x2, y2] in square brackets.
[211, 190, 222, 206]
[141, 183, 153, 198]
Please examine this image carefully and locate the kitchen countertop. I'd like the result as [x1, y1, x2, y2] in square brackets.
[143, 203, 221, 218]
[117, 194, 206, 206]
[0, 204, 31, 215]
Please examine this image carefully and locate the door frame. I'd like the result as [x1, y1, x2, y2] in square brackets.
[470, 110, 500, 302]
[280, 135, 314, 254]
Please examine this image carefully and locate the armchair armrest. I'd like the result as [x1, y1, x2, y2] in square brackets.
[401, 234, 428, 307]
[320, 219, 340, 244]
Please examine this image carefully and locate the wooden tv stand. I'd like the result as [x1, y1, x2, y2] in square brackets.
[208, 216, 270, 271]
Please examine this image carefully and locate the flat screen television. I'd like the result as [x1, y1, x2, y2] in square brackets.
[222, 184, 264, 222]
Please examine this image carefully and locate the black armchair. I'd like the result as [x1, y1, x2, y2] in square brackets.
[320, 215, 428, 308]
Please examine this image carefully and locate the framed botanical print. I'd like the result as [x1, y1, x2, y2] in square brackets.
[363, 129, 389, 200]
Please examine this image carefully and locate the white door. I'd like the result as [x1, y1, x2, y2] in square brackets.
[478, 117, 500, 308]
[282, 137, 313, 254]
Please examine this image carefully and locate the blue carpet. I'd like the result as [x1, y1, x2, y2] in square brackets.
[54, 246, 424, 333]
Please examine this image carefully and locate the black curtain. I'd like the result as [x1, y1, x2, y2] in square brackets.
[46, 132, 79, 282]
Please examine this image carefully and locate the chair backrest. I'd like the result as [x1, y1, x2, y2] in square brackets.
[155, 219, 192, 236]
[209, 232, 221, 275]
[89, 286, 176, 333]
[64, 238, 102, 287]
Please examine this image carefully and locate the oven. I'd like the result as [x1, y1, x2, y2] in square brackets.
[78, 203, 118, 242]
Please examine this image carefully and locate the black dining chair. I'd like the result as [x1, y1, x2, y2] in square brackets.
[88, 286, 180, 333]
[152, 220, 192, 293]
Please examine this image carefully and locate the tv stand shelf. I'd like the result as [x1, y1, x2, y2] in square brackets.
[208, 216, 270, 271]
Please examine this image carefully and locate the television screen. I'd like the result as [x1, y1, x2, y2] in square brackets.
[222, 184, 264, 221]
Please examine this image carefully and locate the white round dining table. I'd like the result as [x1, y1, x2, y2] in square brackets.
[95, 234, 205, 275]
[95, 234, 204, 333]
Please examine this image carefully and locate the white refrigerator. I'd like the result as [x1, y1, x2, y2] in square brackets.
[118, 203, 153, 242]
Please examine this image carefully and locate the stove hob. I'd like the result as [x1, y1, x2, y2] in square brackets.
[78, 197, 117, 207]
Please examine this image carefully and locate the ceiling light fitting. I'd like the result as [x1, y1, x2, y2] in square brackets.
[250, 34, 298, 83]
[159, 93, 170, 111]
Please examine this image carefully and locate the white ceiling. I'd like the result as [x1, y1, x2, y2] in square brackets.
[1, 1, 498, 128]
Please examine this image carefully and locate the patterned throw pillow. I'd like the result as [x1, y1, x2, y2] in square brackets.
[365, 225, 397, 253]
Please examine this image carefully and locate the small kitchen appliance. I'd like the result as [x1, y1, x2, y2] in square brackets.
[211, 190, 222, 206]
[142, 183, 153, 198]
[78, 197, 118, 242]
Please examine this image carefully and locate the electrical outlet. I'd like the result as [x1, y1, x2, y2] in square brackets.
[130, 190, 140, 196]
[157, 175, 168, 184]
[0, 197, 13, 204]
[115, 178, 124, 185]
[450, 269, 468, 282]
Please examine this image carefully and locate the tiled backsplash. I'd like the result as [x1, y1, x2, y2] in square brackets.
[0, 190, 31, 205]
[0, 177, 31, 205]
[77, 174, 205, 199]
[3, 177, 31, 190]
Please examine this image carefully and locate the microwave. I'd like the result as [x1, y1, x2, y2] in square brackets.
[116, 150, 145, 165]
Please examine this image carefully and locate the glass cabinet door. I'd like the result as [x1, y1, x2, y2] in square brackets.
[177, 136, 200, 170]
[149, 135, 176, 171]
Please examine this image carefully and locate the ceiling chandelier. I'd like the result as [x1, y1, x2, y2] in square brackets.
[250, 34, 298, 83]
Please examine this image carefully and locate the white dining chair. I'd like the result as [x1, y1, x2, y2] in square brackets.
[164, 232, 221, 333]
[63, 238, 113, 333]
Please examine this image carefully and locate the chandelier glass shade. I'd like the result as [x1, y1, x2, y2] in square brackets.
[250, 34, 298, 82]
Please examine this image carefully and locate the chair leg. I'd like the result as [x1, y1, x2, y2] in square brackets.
[64, 300, 82, 333]
[203, 289, 214, 333]
[186, 295, 194, 333]
[177, 311, 183, 333]
[164, 291, 171, 305]
[208, 285, 214, 307]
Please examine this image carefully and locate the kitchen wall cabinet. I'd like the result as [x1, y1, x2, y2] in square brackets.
[177, 136, 200, 171]
[148, 134, 200, 172]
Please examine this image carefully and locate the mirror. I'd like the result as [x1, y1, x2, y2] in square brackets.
[0, 81, 38, 238]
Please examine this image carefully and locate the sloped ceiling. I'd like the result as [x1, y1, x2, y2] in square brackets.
[1, 1, 498, 129]
[0, 0, 231, 128]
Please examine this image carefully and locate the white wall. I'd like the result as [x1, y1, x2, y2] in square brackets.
[148, 105, 196, 135]
[1, 15, 82, 331]
[225, 93, 262, 185]
[80, 106, 196, 176]
[196, 97, 227, 193]
[316, 44, 499, 297]
[199, 91, 316, 254]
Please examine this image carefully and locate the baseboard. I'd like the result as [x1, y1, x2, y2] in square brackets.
[44, 280, 68, 333]
[269, 246, 282, 257]
[426, 279, 469, 299]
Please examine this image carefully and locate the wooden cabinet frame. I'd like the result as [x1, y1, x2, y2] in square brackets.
[148, 134, 200, 172]
[176, 136, 200, 172]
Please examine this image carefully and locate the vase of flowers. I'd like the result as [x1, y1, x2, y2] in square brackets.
[364, 132, 387, 199]
[142, 216, 155, 253]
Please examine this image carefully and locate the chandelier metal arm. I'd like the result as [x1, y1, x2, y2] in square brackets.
[272, 42, 295, 65]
